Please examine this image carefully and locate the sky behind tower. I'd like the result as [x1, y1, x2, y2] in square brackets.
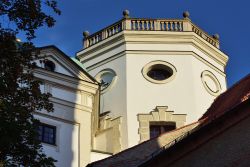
[24, 0, 250, 86]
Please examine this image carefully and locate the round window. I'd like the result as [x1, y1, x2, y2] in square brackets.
[142, 61, 176, 84]
[95, 69, 117, 93]
[201, 70, 221, 96]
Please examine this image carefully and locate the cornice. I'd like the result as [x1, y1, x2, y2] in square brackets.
[84, 50, 226, 77]
[34, 68, 98, 93]
[122, 31, 228, 66]
[77, 31, 228, 72]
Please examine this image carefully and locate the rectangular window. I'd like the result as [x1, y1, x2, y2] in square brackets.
[38, 123, 56, 145]
[150, 124, 175, 139]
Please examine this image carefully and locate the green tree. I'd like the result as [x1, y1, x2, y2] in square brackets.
[0, 0, 60, 166]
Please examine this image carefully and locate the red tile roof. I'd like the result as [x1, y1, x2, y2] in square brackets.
[200, 74, 250, 121]
[88, 74, 250, 167]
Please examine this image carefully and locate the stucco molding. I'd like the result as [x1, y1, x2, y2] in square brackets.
[137, 106, 186, 143]
[141, 60, 177, 84]
[78, 31, 228, 68]
[83, 50, 226, 77]
[95, 114, 122, 154]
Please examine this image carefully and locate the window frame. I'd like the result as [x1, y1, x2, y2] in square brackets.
[38, 123, 57, 146]
[149, 121, 176, 139]
[142, 60, 177, 84]
[95, 68, 118, 94]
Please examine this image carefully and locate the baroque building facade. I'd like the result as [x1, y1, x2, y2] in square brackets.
[36, 11, 229, 167]
[77, 11, 228, 151]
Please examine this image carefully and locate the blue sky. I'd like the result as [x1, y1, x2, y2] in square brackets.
[29, 0, 249, 86]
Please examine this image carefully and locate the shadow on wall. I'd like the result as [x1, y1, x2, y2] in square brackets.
[34, 45, 99, 167]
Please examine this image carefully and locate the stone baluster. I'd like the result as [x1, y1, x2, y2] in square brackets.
[170, 22, 174, 31]
[166, 22, 169, 31]
[174, 22, 178, 31]
[134, 20, 137, 30]
[161, 22, 164, 30]
[102, 29, 106, 40]
[141, 20, 144, 30]
[179, 22, 183, 31]
[116, 24, 118, 32]
[88, 38, 91, 46]
[131, 20, 135, 30]
[108, 29, 111, 37]
[149, 21, 153, 30]
[151, 20, 156, 30]
[115, 25, 118, 33]
[95, 35, 98, 43]
[145, 21, 147, 30]
[110, 28, 112, 35]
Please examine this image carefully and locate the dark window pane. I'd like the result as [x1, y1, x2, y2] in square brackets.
[37, 123, 56, 145]
[147, 69, 172, 80]
[38, 125, 43, 141]
[44, 60, 55, 71]
[150, 125, 161, 138]
[163, 125, 175, 132]
[150, 124, 176, 139]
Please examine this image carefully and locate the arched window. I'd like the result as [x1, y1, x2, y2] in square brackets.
[44, 60, 56, 72]
[95, 69, 118, 93]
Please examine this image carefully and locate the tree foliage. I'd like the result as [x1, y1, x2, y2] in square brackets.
[0, 0, 60, 166]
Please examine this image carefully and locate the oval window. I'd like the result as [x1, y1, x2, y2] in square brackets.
[201, 70, 221, 96]
[142, 61, 176, 84]
[95, 69, 117, 93]
[147, 64, 173, 81]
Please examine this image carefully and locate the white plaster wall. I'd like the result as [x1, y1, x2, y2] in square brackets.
[34, 57, 73, 77]
[35, 115, 79, 167]
[126, 54, 196, 146]
[125, 45, 226, 147]
[94, 130, 113, 153]
[190, 56, 227, 121]
[90, 152, 111, 162]
[87, 55, 128, 149]
[51, 87, 82, 105]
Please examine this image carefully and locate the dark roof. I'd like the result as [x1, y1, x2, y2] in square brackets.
[38, 45, 98, 83]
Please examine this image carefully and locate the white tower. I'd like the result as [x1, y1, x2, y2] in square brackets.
[77, 11, 228, 150]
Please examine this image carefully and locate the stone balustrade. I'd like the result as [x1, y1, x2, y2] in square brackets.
[83, 18, 219, 49]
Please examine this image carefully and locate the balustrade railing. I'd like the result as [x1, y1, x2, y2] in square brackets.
[83, 18, 219, 49]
